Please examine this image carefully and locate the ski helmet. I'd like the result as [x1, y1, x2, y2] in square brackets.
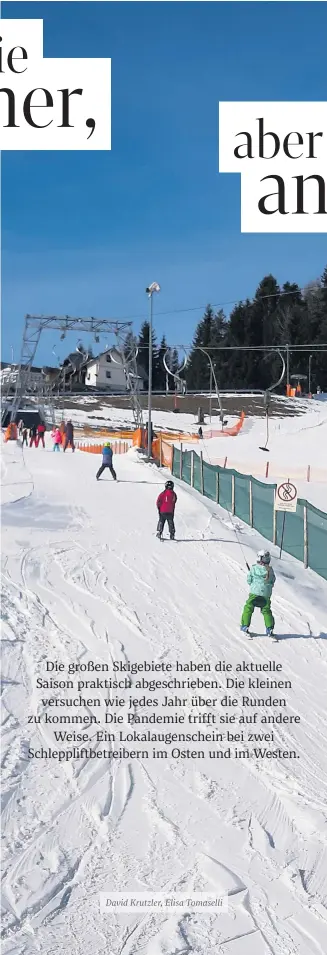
[165, 480, 174, 490]
[257, 549, 271, 564]
[104, 441, 111, 447]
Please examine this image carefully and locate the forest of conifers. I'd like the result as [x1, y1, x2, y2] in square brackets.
[133, 267, 327, 392]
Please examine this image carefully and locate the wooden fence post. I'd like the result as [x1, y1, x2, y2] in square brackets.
[249, 478, 253, 526]
[180, 443, 183, 480]
[200, 451, 204, 495]
[303, 504, 308, 568]
[231, 474, 235, 515]
[191, 450, 194, 488]
[273, 487, 277, 545]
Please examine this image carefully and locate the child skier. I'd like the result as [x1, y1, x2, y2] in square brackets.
[156, 480, 177, 540]
[240, 550, 276, 636]
[29, 424, 38, 447]
[51, 427, 62, 451]
[96, 442, 117, 481]
[36, 422, 46, 448]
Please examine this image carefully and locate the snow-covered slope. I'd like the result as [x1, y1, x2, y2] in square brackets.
[1, 439, 327, 955]
[183, 403, 327, 510]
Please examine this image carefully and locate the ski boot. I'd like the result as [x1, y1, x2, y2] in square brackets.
[266, 627, 274, 637]
[240, 625, 249, 633]
[156, 531, 162, 540]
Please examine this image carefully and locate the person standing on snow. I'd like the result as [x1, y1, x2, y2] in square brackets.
[22, 427, 28, 446]
[29, 424, 38, 447]
[96, 442, 117, 481]
[240, 550, 276, 635]
[36, 421, 46, 448]
[51, 427, 62, 452]
[63, 420, 75, 452]
[156, 480, 177, 540]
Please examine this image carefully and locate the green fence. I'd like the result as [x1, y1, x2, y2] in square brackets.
[172, 447, 327, 581]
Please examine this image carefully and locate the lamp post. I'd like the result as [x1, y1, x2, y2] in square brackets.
[145, 282, 160, 459]
[209, 363, 213, 423]
[309, 354, 313, 395]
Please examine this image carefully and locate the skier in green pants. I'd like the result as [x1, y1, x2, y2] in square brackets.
[240, 550, 276, 635]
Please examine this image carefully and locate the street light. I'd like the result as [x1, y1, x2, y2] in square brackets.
[309, 354, 313, 395]
[145, 282, 160, 459]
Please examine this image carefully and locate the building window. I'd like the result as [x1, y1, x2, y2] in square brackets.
[106, 371, 111, 379]
[106, 353, 112, 363]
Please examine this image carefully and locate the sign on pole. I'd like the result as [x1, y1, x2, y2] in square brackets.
[275, 481, 298, 513]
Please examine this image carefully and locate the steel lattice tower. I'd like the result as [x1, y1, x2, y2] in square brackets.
[8, 314, 143, 428]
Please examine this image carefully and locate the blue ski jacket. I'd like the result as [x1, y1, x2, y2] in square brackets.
[102, 446, 113, 465]
[247, 563, 276, 599]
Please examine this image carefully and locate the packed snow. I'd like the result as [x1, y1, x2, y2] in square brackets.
[1, 423, 327, 955]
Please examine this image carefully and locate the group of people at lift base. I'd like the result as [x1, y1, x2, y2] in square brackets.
[51, 420, 75, 452]
[18, 418, 75, 452]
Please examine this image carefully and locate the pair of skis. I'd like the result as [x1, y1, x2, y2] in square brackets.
[245, 630, 279, 643]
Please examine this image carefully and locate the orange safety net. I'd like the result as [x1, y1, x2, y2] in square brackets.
[82, 426, 133, 440]
[80, 414, 245, 455]
[77, 441, 129, 455]
[160, 439, 173, 468]
[207, 411, 245, 437]
[132, 428, 143, 448]
[132, 415, 245, 452]
[151, 437, 173, 467]
[4, 423, 18, 441]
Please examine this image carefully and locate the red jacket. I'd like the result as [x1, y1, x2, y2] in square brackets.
[157, 489, 177, 514]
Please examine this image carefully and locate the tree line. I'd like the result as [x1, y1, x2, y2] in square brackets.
[127, 266, 327, 392]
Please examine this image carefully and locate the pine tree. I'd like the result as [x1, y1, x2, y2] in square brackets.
[123, 330, 138, 359]
[186, 305, 216, 390]
[157, 335, 168, 391]
[137, 321, 160, 389]
[304, 269, 327, 388]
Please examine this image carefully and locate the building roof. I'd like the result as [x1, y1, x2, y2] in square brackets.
[62, 351, 89, 371]
[86, 348, 113, 367]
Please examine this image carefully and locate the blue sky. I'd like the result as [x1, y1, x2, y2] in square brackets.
[2, 1, 327, 365]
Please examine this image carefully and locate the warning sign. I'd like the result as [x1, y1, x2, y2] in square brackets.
[275, 481, 298, 513]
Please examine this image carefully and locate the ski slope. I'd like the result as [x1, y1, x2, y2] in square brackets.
[1, 439, 327, 955]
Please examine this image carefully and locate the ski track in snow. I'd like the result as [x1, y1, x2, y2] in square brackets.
[1, 439, 327, 955]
